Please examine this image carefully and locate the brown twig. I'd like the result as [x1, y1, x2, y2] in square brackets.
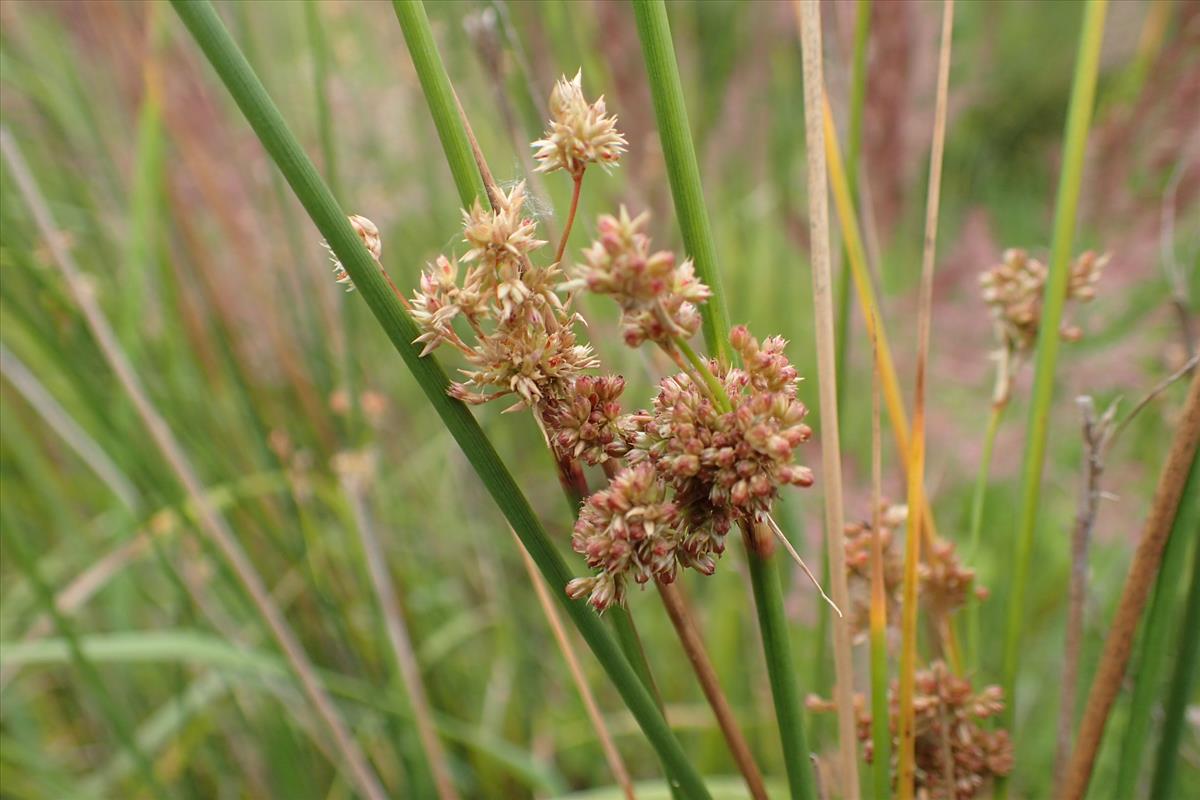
[1061, 369, 1200, 800]
[1053, 396, 1117, 792]
[656, 579, 768, 800]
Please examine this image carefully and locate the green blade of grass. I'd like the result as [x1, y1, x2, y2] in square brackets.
[631, 0, 731, 365]
[1112, 453, 1198, 798]
[634, 3, 814, 797]
[999, 0, 1108, 781]
[1148, 477, 1200, 800]
[0, 522, 169, 800]
[168, 3, 709, 795]
[391, 0, 488, 209]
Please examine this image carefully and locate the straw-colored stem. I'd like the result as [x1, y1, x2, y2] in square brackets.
[1061, 370, 1200, 800]
[167, 4, 711, 794]
[898, 4, 954, 795]
[796, 3, 859, 796]
[514, 531, 636, 800]
[341, 475, 460, 800]
[0, 126, 390, 800]
[965, 399, 1005, 673]
[656, 580, 768, 800]
[868, 319, 891, 800]
[1000, 2, 1108, 770]
[555, 174, 583, 266]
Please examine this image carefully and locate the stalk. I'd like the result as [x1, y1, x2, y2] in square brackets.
[744, 523, 818, 800]
[1112, 453, 1198, 798]
[633, 5, 814, 797]
[899, 5, 954, 795]
[391, 0, 488, 208]
[834, 0, 872, 407]
[868, 319, 891, 800]
[168, 3, 711, 796]
[631, 0, 731, 365]
[965, 400, 1005, 673]
[1148, 484, 1200, 800]
[999, 0, 1108, 766]
[796, 3, 859, 797]
[1061, 371, 1200, 800]
[822, 95, 962, 673]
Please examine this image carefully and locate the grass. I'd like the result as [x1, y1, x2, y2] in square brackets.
[167, 1, 710, 795]
[1, 1, 1195, 798]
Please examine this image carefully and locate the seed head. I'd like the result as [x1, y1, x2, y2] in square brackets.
[322, 214, 383, 292]
[566, 463, 683, 611]
[843, 503, 907, 640]
[570, 206, 710, 347]
[545, 374, 632, 465]
[532, 70, 627, 177]
[810, 662, 1014, 799]
[630, 327, 813, 571]
[979, 248, 1107, 355]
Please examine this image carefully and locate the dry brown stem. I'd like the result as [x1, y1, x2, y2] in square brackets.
[1061, 369, 1200, 800]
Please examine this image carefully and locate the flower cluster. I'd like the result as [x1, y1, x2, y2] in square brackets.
[808, 662, 1013, 799]
[843, 503, 907, 640]
[410, 183, 597, 410]
[323, 214, 383, 291]
[979, 248, 1107, 355]
[627, 326, 814, 573]
[569, 207, 710, 347]
[565, 463, 683, 610]
[544, 374, 631, 466]
[532, 71, 627, 178]
[918, 538, 981, 618]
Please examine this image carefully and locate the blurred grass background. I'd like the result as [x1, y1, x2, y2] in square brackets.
[1, 0, 1196, 797]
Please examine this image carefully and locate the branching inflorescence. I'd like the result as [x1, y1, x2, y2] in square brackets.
[380, 72, 816, 613]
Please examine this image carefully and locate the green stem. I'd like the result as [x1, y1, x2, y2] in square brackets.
[391, 0, 488, 208]
[868, 623, 890, 800]
[966, 399, 1005, 673]
[833, 0, 871, 409]
[676, 336, 731, 412]
[999, 0, 1107, 782]
[744, 525, 817, 800]
[632, 0, 731, 365]
[635, 5, 813, 796]
[1147, 455, 1200, 800]
[169, 3, 709, 796]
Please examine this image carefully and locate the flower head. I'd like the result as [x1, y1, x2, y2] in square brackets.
[630, 327, 813, 572]
[545, 374, 632, 465]
[809, 662, 1014, 799]
[571, 207, 710, 347]
[566, 463, 683, 611]
[980, 248, 1107, 355]
[322, 214, 383, 292]
[532, 70, 627, 177]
